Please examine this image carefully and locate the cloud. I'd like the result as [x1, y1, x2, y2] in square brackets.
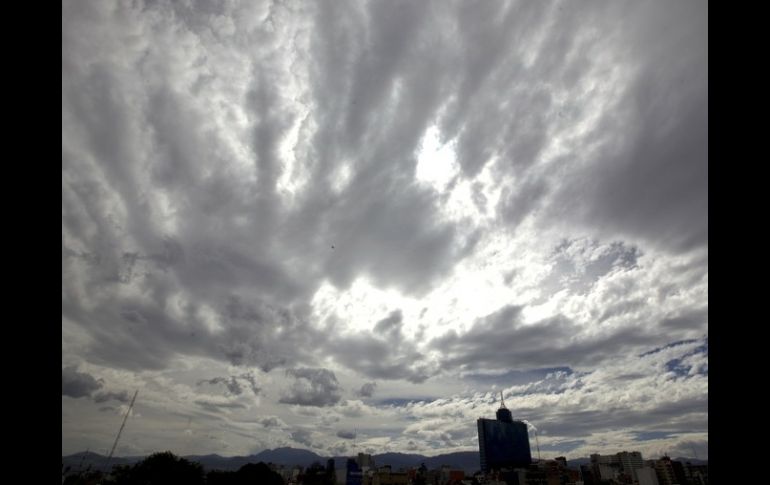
[198, 377, 243, 395]
[279, 368, 342, 407]
[536, 2, 708, 254]
[336, 430, 356, 440]
[660, 309, 708, 331]
[62, 0, 706, 458]
[93, 391, 132, 403]
[258, 416, 287, 429]
[197, 372, 262, 397]
[291, 429, 315, 448]
[373, 310, 403, 338]
[238, 372, 263, 396]
[358, 382, 377, 398]
[328, 332, 435, 383]
[62, 366, 103, 398]
[194, 400, 247, 413]
[324, 310, 436, 383]
[336, 400, 373, 418]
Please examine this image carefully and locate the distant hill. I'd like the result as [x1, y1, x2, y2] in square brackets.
[673, 457, 708, 466]
[62, 448, 329, 473]
[63, 448, 706, 474]
[364, 451, 480, 472]
[183, 453, 253, 471]
[61, 451, 143, 472]
[423, 451, 481, 471]
[62, 448, 477, 473]
[564, 457, 590, 467]
[252, 447, 327, 466]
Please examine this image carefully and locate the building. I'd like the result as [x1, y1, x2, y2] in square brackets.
[653, 456, 687, 485]
[347, 458, 363, 485]
[477, 392, 532, 472]
[590, 453, 620, 481]
[357, 453, 375, 469]
[588, 451, 646, 483]
[684, 462, 708, 485]
[438, 465, 465, 484]
[617, 451, 644, 481]
[369, 470, 408, 485]
[636, 467, 660, 485]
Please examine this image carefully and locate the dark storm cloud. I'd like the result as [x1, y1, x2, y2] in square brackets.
[238, 372, 263, 396]
[660, 308, 708, 331]
[93, 391, 132, 403]
[291, 429, 314, 447]
[432, 305, 660, 372]
[62, 287, 324, 373]
[373, 310, 403, 338]
[498, 176, 550, 229]
[321, 310, 436, 383]
[358, 382, 377, 397]
[62, 366, 103, 398]
[63, 0, 310, 373]
[336, 430, 356, 440]
[520, 394, 708, 439]
[294, 0, 474, 295]
[197, 372, 262, 397]
[329, 330, 434, 383]
[542, 2, 707, 253]
[198, 377, 243, 396]
[279, 368, 343, 407]
[436, 1, 559, 177]
[61, 0, 472, 378]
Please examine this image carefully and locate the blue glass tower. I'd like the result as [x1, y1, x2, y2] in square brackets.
[477, 392, 532, 472]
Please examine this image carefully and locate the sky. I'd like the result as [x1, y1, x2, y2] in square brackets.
[62, 0, 707, 461]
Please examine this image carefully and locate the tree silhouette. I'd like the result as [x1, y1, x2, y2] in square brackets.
[106, 451, 204, 485]
[206, 462, 283, 485]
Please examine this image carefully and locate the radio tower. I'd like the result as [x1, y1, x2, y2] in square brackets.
[104, 390, 138, 470]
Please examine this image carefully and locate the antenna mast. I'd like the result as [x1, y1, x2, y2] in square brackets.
[105, 390, 138, 470]
[500, 391, 506, 408]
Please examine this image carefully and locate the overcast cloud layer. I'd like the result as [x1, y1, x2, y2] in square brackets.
[62, 0, 707, 461]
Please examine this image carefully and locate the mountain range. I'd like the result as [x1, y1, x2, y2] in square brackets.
[62, 447, 707, 474]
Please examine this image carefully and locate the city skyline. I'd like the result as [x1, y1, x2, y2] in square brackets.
[62, 0, 708, 461]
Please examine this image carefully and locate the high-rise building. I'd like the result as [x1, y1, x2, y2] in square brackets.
[357, 452, 375, 469]
[589, 451, 645, 482]
[653, 456, 688, 485]
[346, 458, 363, 485]
[617, 451, 644, 480]
[477, 392, 532, 472]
